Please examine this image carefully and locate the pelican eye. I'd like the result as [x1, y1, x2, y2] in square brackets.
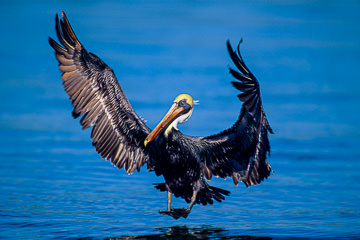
[178, 99, 188, 106]
[178, 99, 192, 113]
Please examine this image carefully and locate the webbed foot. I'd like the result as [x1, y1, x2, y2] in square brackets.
[159, 208, 190, 220]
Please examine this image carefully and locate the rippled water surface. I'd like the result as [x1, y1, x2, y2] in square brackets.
[1, 1, 360, 239]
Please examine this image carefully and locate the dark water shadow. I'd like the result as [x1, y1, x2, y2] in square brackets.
[78, 225, 272, 240]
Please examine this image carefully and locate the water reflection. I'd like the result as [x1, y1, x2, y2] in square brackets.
[83, 226, 272, 240]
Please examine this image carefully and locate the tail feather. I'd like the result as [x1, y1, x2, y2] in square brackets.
[153, 183, 166, 191]
[201, 185, 230, 204]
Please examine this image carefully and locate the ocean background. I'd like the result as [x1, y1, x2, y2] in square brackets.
[1, 0, 359, 239]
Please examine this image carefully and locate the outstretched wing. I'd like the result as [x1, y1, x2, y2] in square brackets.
[198, 40, 273, 187]
[48, 11, 151, 174]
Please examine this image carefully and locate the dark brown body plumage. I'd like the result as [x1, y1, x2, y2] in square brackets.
[148, 130, 230, 205]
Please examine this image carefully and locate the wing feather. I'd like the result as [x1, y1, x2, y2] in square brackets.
[198, 40, 273, 187]
[49, 11, 150, 173]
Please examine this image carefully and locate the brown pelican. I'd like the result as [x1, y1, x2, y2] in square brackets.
[49, 12, 273, 219]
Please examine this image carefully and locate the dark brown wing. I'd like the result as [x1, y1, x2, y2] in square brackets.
[48, 11, 151, 174]
[198, 40, 273, 187]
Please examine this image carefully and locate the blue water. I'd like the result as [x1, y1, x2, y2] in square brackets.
[1, 1, 360, 239]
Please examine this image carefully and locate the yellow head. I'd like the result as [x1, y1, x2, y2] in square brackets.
[174, 93, 194, 108]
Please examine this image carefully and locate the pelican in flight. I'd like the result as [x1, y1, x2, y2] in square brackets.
[49, 12, 273, 219]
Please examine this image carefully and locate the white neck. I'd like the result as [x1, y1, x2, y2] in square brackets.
[164, 109, 193, 137]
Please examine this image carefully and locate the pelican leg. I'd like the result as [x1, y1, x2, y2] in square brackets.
[159, 191, 172, 212]
[173, 190, 198, 219]
[158, 191, 197, 219]
[159, 191, 177, 218]
[159, 191, 198, 219]
[166, 191, 172, 211]
[186, 191, 197, 212]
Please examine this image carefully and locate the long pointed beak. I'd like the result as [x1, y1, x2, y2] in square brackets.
[144, 103, 184, 147]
